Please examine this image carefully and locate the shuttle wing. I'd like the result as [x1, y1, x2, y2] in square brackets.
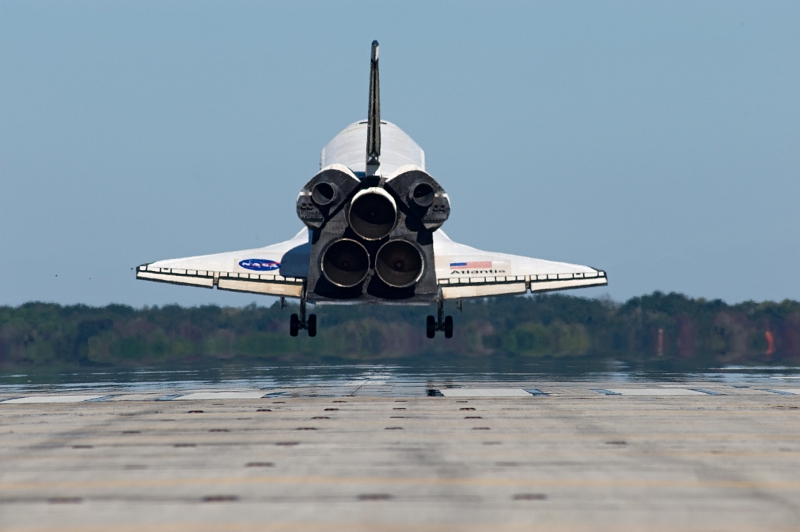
[136, 229, 310, 297]
[433, 231, 607, 300]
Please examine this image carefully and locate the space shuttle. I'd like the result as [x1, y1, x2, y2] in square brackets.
[136, 42, 607, 338]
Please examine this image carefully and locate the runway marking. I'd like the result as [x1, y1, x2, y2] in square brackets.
[0, 395, 103, 404]
[524, 388, 548, 396]
[0, 391, 293, 404]
[690, 388, 725, 396]
[437, 389, 532, 397]
[595, 389, 709, 396]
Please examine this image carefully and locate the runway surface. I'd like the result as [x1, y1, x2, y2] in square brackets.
[1, 372, 800, 531]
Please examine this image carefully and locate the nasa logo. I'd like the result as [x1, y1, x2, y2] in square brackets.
[239, 259, 280, 271]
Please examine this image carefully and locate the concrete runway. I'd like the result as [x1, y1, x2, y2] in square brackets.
[1, 381, 799, 531]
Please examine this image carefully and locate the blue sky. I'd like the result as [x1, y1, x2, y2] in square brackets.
[1, 1, 798, 307]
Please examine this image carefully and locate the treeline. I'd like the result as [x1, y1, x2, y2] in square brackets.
[1, 292, 799, 368]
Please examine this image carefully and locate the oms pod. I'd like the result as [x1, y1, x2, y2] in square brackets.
[375, 240, 424, 288]
[348, 188, 397, 241]
[409, 181, 435, 208]
[311, 181, 337, 206]
[320, 239, 370, 288]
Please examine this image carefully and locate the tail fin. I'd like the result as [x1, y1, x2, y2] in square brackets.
[366, 40, 381, 176]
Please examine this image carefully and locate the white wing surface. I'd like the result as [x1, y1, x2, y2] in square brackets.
[136, 229, 310, 297]
[433, 231, 607, 300]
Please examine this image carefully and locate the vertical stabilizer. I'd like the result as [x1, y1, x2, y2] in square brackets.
[366, 40, 381, 176]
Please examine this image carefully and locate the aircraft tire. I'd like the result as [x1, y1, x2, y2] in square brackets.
[290, 314, 299, 337]
[308, 314, 317, 337]
[426, 315, 436, 339]
[444, 315, 453, 339]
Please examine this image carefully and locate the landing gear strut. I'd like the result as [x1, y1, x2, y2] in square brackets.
[290, 285, 317, 337]
[426, 298, 453, 339]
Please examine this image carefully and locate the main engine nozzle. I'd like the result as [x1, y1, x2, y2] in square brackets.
[348, 188, 397, 241]
[321, 239, 370, 288]
[375, 240, 424, 288]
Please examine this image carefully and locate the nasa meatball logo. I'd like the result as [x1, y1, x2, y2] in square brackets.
[238, 259, 280, 271]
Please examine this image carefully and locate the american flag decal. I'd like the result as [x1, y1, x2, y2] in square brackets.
[450, 261, 493, 269]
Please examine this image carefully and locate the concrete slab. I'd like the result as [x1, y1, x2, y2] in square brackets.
[103, 393, 166, 402]
[438, 388, 532, 397]
[172, 392, 271, 400]
[0, 394, 103, 404]
[600, 388, 708, 396]
[1, 382, 799, 531]
[658, 384, 722, 388]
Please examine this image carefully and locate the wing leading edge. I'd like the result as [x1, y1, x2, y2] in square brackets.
[433, 231, 607, 300]
[138, 228, 606, 301]
[136, 229, 310, 297]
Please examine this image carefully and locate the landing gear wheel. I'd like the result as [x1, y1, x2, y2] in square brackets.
[290, 314, 299, 337]
[426, 315, 436, 339]
[307, 314, 317, 337]
[444, 315, 453, 338]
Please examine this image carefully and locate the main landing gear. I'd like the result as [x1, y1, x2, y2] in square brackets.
[287, 291, 317, 337]
[427, 299, 453, 339]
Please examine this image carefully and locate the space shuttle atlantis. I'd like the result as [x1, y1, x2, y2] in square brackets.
[137, 42, 607, 338]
